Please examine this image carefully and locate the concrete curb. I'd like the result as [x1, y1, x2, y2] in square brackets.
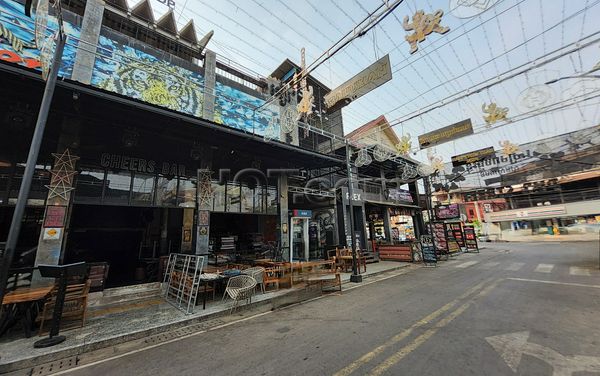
[0, 263, 412, 373]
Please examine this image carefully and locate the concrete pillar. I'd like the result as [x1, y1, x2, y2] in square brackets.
[160, 208, 169, 253]
[32, 118, 80, 286]
[71, 0, 104, 85]
[202, 50, 216, 121]
[278, 174, 289, 261]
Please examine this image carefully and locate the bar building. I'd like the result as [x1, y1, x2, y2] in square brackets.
[0, 0, 426, 288]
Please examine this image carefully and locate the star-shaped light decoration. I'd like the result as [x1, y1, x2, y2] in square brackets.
[52, 149, 79, 171]
[395, 134, 412, 156]
[499, 140, 519, 156]
[45, 180, 75, 200]
[197, 169, 213, 208]
[482, 102, 509, 126]
[44, 149, 79, 200]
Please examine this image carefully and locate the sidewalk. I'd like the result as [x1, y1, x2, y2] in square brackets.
[0, 261, 410, 373]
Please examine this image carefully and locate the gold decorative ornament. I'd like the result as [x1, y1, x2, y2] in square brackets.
[499, 140, 519, 156]
[395, 134, 412, 155]
[427, 149, 445, 173]
[403, 10, 450, 54]
[482, 102, 509, 126]
[45, 149, 79, 200]
[295, 48, 314, 130]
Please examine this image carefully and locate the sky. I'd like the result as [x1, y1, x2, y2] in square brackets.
[126, 0, 600, 165]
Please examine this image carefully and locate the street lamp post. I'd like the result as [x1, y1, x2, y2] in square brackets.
[345, 141, 362, 283]
[0, 6, 66, 304]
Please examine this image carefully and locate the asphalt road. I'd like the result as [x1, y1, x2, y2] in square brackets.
[62, 242, 600, 376]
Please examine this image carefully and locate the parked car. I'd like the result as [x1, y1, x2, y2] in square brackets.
[564, 223, 600, 233]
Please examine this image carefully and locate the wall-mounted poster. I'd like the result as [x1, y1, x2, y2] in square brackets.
[435, 204, 460, 220]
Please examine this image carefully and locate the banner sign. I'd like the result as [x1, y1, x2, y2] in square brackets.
[386, 188, 413, 203]
[435, 204, 460, 220]
[324, 54, 392, 110]
[451, 146, 495, 167]
[418, 119, 473, 149]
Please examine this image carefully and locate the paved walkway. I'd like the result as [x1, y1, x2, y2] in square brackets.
[0, 261, 410, 372]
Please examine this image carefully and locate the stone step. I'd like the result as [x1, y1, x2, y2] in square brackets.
[88, 282, 162, 308]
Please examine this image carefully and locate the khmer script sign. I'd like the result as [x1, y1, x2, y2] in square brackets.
[324, 54, 392, 110]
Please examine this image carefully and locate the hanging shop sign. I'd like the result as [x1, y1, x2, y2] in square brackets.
[341, 187, 364, 205]
[100, 153, 186, 177]
[463, 225, 479, 253]
[435, 204, 460, 220]
[451, 146, 495, 167]
[386, 188, 414, 203]
[418, 119, 473, 149]
[419, 235, 437, 264]
[324, 54, 392, 111]
[291, 209, 312, 218]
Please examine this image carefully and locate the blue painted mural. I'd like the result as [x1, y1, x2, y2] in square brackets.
[0, 0, 80, 77]
[91, 30, 205, 118]
[0, 0, 279, 139]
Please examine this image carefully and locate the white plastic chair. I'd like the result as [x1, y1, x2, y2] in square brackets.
[222, 275, 257, 313]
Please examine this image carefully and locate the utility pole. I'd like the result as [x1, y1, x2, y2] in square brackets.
[0, 1, 66, 304]
[345, 141, 362, 283]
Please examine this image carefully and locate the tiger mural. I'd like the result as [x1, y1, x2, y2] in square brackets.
[93, 53, 204, 118]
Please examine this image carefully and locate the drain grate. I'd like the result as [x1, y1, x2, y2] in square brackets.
[143, 318, 226, 345]
[30, 356, 79, 376]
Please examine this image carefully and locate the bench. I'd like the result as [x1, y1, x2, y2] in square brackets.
[378, 244, 413, 262]
[306, 267, 341, 293]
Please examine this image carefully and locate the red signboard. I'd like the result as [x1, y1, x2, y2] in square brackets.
[44, 206, 67, 228]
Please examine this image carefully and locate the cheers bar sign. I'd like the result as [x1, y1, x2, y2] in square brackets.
[100, 153, 186, 176]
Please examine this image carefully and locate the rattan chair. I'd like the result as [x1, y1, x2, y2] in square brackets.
[222, 275, 257, 313]
[242, 267, 266, 294]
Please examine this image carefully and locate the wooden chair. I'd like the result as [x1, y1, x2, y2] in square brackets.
[38, 280, 91, 335]
[87, 262, 109, 293]
[263, 266, 285, 290]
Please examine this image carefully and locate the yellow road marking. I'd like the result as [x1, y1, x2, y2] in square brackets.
[368, 280, 500, 376]
[332, 278, 494, 376]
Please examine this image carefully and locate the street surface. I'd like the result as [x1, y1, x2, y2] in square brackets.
[61, 242, 600, 376]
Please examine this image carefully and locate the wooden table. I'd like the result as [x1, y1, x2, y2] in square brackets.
[1, 286, 53, 338]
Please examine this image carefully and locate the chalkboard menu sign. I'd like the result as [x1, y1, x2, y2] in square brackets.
[463, 225, 479, 252]
[420, 235, 437, 265]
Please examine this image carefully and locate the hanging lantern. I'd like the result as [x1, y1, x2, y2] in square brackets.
[373, 144, 394, 162]
[355, 148, 372, 167]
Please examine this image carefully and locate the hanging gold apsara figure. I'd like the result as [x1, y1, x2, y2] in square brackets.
[482, 102, 509, 126]
[403, 10, 450, 54]
[395, 134, 412, 156]
[499, 140, 519, 156]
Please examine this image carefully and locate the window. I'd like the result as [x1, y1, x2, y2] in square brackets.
[212, 181, 225, 212]
[241, 184, 253, 213]
[254, 187, 266, 214]
[75, 168, 105, 204]
[156, 176, 178, 207]
[132, 173, 155, 205]
[267, 187, 278, 214]
[226, 182, 241, 213]
[178, 178, 196, 208]
[104, 170, 132, 205]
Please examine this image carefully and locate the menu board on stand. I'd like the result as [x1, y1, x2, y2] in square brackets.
[432, 222, 448, 260]
[448, 222, 465, 249]
[420, 235, 437, 266]
[444, 223, 462, 255]
[463, 225, 479, 253]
